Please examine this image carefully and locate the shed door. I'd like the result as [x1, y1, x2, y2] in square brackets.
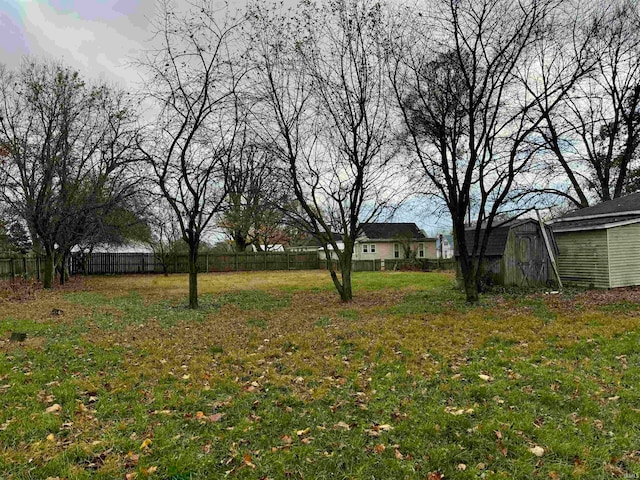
[515, 232, 547, 285]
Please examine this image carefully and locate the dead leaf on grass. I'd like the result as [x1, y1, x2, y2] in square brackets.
[243, 453, 256, 469]
[45, 404, 62, 414]
[529, 445, 545, 457]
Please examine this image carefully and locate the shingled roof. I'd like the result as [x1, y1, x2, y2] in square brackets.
[560, 192, 640, 219]
[457, 218, 539, 257]
[551, 192, 640, 232]
[359, 223, 429, 240]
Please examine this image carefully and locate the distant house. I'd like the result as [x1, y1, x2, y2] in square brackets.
[437, 234, 454, 259]
[287, 233, 344, 260]
[353, 223, 436, 261]
[550, 192, 640, 288]
[72, 242, 154, 254]
[455, 218, 557, 287]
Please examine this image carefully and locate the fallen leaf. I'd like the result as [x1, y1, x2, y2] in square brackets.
[427, 472, 443, 480]
[334, 421, 351, 430]
[243, 453, 256, 468]
[46, 433, 55, 442]
[445, 406, 474, 416]
[124, 452, 139, 468]
[529, 445, 545, 457]
[374, 444, 385, 454]
[140, 438, 152, 450]
[457, 463, 467, 471]
[497, 440, 508, 457]
[478, 374, 493, 382]
[296, 428, 311, 436]
[394, 448, 404, 459]
[142, 466, 158, 475]
[125, 473, 137, 480]
[45, 404, 62, 414]
[281, 435, 293, 445]
[209, 413, 224, 422]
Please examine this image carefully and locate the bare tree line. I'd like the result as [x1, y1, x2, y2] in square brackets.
[0, 0, 638, 304]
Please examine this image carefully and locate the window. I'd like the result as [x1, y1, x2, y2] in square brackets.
[394, 243, 399, 258]
[370, 244, 376, 253]
[362, 244, 368, 253]
[418, 243, 424, 258]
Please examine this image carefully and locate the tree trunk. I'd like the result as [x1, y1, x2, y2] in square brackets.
[43, 250, 55, 289]
[340, 265, 353, 302]
[458, 251, 479, 304]
[464, 273, 479, 303]
[59, 253, 67, 286]
[329, 248, 353, 302]
[188, 243, 199, 309]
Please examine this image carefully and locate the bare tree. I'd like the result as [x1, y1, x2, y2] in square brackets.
[389, 0, 593, 301]
[539, 0, 640, 207]
[137, 0, 246, 308]
[0, 59, 142, 288]
[248, 0, 402, 301]
[221, 128, 289, 252]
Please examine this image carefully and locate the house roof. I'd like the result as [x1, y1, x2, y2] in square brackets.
[551, 192, 640, 232]
[291, 232, 344, 248]
[359, 223, 430, 241]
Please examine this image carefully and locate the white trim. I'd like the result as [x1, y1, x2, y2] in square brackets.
[550, 210, 640, 224]
[553, 217, 640, 233]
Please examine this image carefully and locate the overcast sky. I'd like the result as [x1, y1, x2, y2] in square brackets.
[0, 0, 450, 235]
[0, 0, 164, 86]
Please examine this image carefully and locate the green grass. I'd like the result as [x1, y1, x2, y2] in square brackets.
[1, 270, 640, 478]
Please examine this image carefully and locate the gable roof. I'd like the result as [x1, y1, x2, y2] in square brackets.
[359, 223, 429, 241]
[458, 218, 541, 257]
[551, 192, 640, 232]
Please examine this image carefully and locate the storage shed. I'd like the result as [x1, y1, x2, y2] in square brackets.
[550, 192, 640, 288]
[456, 218, 557, 287]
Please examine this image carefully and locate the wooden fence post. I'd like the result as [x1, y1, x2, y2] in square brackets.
[10, 258, 15, 281]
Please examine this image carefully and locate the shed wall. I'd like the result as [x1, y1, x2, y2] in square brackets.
[555, 230, 610, 288]
[607, 223, 640, 288]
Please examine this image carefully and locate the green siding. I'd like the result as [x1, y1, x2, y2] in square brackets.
[607, 223, 640, 288]
[555, 230, 610, 288]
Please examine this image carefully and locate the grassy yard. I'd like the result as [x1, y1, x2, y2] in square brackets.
[1, 271, 640, 479]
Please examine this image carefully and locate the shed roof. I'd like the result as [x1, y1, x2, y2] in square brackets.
[458, 218, 540, 257]
[552, 192, 640, 232]
[560, 192, 640, 219]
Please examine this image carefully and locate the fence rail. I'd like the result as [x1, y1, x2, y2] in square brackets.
[0, 256, 41, 281]
[70, 251, 321, 275]
[0, 252, 456, 280]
